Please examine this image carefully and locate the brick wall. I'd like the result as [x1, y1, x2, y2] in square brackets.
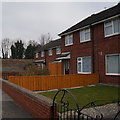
[2, 79, 54, 120]
[61, 31, 93, 74]
[45, 48, 61, 67]
[61, 22, 120, 85]
[93, 23, 120, 85]
[34, 48, 61, 68]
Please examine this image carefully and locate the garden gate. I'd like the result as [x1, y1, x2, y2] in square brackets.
[52, 89, 120, 120]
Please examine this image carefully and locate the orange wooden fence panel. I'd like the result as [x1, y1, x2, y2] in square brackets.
[48, 62, 62, 75]
[8, 73, 99, 91]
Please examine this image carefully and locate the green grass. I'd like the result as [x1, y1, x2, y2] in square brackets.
[39, 85, 120, 109]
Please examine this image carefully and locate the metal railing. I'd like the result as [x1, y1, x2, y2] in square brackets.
[52, 89, 120, 120]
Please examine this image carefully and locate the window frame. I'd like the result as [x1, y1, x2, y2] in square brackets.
[41, 51, 44, 57]
[105, 53, 120, 75]
[80, 27, 91, 43]
[65, 34, 73, 46]
[36, 52, 39, 58]
[48, 48, 52, 56]
[77, 56, 91, 74]
[104, 18, 120, 37]
[56, 47, 61, 55]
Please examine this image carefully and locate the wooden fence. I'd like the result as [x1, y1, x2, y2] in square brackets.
[8, 73, 99, 91]
[48, 62, 62, 75]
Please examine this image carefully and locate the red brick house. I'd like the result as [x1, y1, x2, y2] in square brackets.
[34, 3, 120, 85]
[34, 39, 61, 72]
[58, 3, 120, 85]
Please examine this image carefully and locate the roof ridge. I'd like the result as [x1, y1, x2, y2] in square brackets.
[59, 3, 120, 36]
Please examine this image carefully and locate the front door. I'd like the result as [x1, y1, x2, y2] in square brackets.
[63, 60, 69, 75]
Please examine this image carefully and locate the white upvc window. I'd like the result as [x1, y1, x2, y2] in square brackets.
[77, 56, 91, 74]
[104, 17, 120, 37]
[106, 54, 120, 75]
[80, 27, 90, 43]
[56, 47, 61, 55]
[36, 53, 39, 58]
[48, 49, 52, 56]
[65, 34, 73, 46]
[41, 51, 44, 57]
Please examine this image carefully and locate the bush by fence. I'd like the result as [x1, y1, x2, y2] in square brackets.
[8, 73, 99, 91]
[2, 72, 20, 80]
[22, 65, 50, 76]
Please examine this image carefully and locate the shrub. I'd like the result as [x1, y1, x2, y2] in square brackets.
[21, 65, 50, 76]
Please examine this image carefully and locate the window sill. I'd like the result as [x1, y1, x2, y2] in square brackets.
[78, 72, 91, 74]
[105, 32, 120, 38]
[106, 73, 120, 76]
[80, 39, 91, 43]
[56, 53, 61, 55]
[65, 44, 73, 47]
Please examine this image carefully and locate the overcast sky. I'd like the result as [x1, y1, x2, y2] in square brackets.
[2, 2, 119, 41]
[0, 1, 119, 57]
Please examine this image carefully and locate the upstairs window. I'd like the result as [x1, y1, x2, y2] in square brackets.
[104, 18, 120, 37]
[41, 51, 44, 57]
[77, 56, 91, 73]
[56, 47, 61, 55]
[36, 53, 39, 58]
[106, 54, 120, 75]
[80, 27, 90, 43]
[48, 49, 52, 56]
[65, 34, 73, 46]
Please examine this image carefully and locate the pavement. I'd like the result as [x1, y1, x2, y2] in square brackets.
[0, 89, 33, 119]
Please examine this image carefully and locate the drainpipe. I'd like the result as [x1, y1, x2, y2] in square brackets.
[117, 16, 120, 85]
[44, 50, 47, 66]
[91, 25, 95, 73]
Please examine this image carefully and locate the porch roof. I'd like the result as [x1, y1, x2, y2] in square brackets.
[34, 59, 45, 63]
[56, 52, 70, 60]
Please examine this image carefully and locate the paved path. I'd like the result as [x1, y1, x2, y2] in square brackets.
[81, 102, 120, 119]
[0, 89, 33, 119]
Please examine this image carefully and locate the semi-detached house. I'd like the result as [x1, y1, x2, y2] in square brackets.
[34, 39, 62, 75]
[35, 3, 120, 85]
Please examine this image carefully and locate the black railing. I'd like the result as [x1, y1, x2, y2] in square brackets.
[52, 89, 120, 120]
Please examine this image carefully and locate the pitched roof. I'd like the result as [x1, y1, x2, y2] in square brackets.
[59, 3, 120, 36]
[38, 39, 61, 52]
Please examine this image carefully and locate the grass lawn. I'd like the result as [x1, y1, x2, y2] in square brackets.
[39, 85, 120, 109]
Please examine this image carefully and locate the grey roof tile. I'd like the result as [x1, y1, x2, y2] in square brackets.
[38, 39, 61, 52]
[59, 3, 120, 36]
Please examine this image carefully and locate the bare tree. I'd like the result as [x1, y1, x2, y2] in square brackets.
[39, 33, 52, 46]
[2, 38, 11, 59]
[28, 40, 39, 46]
